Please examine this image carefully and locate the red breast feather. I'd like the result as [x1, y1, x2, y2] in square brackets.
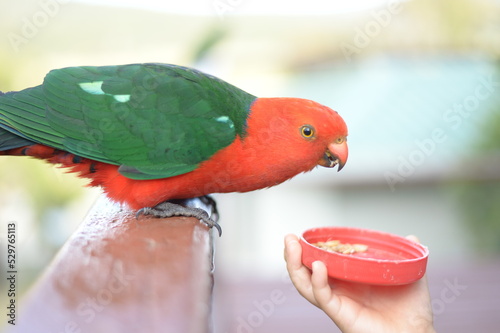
[91, 97, 348, 209]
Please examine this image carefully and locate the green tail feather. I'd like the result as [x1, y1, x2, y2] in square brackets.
[0, 88, 64, 149]
[0, 126, 35, 150]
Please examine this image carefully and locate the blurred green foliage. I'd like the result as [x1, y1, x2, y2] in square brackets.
[455, 63, 500, 253]
[459, 182, 500, 252]
[0, 157, 86, 217]
[190, 24, 227, 64]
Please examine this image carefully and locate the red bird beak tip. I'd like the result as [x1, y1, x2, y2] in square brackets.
[319, 140, 348, 171]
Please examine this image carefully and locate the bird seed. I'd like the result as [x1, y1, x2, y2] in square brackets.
[313, 240, 368, 254]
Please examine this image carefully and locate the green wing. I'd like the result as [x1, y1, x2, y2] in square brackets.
[0, 64, 257, 179]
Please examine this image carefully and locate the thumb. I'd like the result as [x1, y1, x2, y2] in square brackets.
[406, 235, 420, 243]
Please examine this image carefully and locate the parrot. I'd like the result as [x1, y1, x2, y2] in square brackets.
[0, 63, 348, 235]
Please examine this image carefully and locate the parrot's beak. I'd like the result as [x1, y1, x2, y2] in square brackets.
[318, 140, 348, 171]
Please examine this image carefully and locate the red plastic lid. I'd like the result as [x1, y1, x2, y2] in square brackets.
[300, 226, 429, 285]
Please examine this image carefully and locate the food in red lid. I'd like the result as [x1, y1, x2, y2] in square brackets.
[300, 227, 429, 285]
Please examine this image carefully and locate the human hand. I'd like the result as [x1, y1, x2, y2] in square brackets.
[284, 234, 436, 333]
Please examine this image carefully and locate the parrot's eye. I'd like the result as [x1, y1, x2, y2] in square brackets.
[300, 125, 315, 139]
[335, 137, 345, 144]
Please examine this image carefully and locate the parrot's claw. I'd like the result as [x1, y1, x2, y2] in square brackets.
[136, 196, 222, 236]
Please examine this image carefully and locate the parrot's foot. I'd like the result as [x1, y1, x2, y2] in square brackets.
[136, 196, 222, 236]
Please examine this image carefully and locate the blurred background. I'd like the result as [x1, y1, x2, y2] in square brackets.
[0, 0, 499, 331]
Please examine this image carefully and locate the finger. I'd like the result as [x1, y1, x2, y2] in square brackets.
[284, 234, 301, 267]
[406, 234, 420, 243]
[310, 261, 336, 308]
[284, 234, 317, 305]
[284, 234, 309, 282]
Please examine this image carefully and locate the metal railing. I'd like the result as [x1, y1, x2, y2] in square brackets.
[13, 196, 215, 333]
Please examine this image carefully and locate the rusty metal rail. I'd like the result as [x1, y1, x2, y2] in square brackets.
[13, 196, 215, 333]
